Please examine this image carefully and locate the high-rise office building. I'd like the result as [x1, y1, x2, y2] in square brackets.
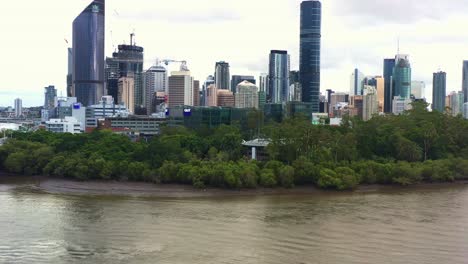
[143, 65, 167, 114]
[366, 76, 385, 112]
[432, 71, 447, 112]
[202, 75, 215, 106]
[168, 70, 194, 107]
[383, 58, 396, 113]
[72, 0, 105, 106]
[44, 85, 57, 110]
[259, 73, 269, 100]
[215, 61, 230, 90]
[231, 75, 256, 94]
[464, 103, 468, 119]
[411, 81, 426, 99]
[67, 48, 73, 97]
[193, 80, 200, 107]
[106, 38, 144, 112]
[392, 54, 412, 99]
[14, 98, 22, 118]
[350, 69, 365, 96]
[118, 75, 135, 114]
[217, 90, 235, 107]
[235, 81, 259, 109]
[289, 71, 302, 102]
[447, 91, 464, 116]
[300, 0, 321, 112]
[463, 61, 468, 103]
[206, 84, 218, 107]
[269, 50, 290, 103]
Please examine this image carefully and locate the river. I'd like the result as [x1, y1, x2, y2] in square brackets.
[1, 179, 468, 263]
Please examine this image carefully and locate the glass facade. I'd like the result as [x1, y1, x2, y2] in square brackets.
[73, 0, 105, 106]
[300, 1, 321, 112]
[383, 58, 395, 113]
[463, 61, 468, 103]
[392, 56, 412, 100]
[432, 71, 447, 112]
[215, 62, 230, 90]
[269, 50, 290, 103]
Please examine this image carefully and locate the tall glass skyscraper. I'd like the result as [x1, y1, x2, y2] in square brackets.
[215, 62, 230, 90]
[72, 0, 105, 106]
[392, 55, 412, 100]
[383, 58, 395, 113]
[269, 50, 290, 103]
[432, 71, 447, 112]
[462, 61, 468, 103]
[300, 0, 321, 112]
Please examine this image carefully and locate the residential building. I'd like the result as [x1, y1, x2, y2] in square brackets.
[143, 65, 167, 114]
[432, 71, 447, 112]
[217, 90, 235, 107]
[363, 86, 378, 121]
[14, 98, 22, 118]
[215, 61, 230, 90]
[235, 81, 259, 109]
[231, 75, 256, 94]
[269, 50, 290, 103]
[46, 116, 81, 134]
[349, 95, 363, 118]
[168, 70, 194, 107]
[392, 96, 412, 115]
[300, 0, 321, 112]
[206, 84, 218, 107]
[193, 80, 200, 106]
[44, 85, 57, 109]
[72, 0, 105, 106]
[448, 91, 464, 116]
[366, 76, 385, 112]
[118, 75, 135, 114]
[383, 58, 396, 113]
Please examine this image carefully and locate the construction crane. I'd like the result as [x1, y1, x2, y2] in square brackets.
[162, 59, 189, 71]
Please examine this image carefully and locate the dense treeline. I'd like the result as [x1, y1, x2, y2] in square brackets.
[1, 102, 468, 190]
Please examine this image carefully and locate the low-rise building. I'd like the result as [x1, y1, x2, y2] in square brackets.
[45, 116, 81, 134]
[392, 96, 413, 115]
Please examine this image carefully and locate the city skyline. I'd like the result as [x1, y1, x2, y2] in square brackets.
[1, 0, 468, 106]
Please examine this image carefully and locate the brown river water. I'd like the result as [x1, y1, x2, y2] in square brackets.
[1, 178, 468, 263]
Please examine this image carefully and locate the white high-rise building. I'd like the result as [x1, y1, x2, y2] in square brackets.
[14, 98, 22, 118]
[362, 86, 378, 121]
[144, 65, 167, 114]
[411, 81, 426, 99]
[392, 96, 413, 115]
[235, 81, 259, 109]
[448, 91, 464, 116]
[118, 76, 135, 114]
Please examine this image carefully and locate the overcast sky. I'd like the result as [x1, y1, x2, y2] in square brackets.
[1, 0, 467, 106]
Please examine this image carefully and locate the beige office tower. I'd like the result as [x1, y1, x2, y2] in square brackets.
[374, 77, 385, 112]
[363, 86, 378, 121]
[217, 90, 235, 107]
[168, 70, 194, 107]
[206, 84, 218, 107]
[235, 81, 259, 109]
[118, 75, 135, 114]
[193, 80, 200, 106]
[411, 81, 425, 99]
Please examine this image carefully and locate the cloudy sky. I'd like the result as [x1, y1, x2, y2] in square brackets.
[1, 0, 467, 106]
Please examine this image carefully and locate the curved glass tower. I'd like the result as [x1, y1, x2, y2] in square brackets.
[268, 50, 290, 103]
[392, 55, 412, 99]
[73, 0, 105, 106]
[300, 1, 321, 112]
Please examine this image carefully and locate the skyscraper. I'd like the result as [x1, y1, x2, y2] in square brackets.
[118, 75, 135, 114]
[14, 98, 22, 118]
[383, 58, 396, 113]
[193, 80, 200, 107]
[269, 50, 290, 103]
[300, 0, 321, 112]
[350, 69, 365, 96]
[67, 48, 73, 97]
[289, 71, 302, 102]
[392, 54, 412, 99]
[72, 0, 105, 106]
[447, 91, 464, 116]
[168, 70, 193, 107]
[462, 61, 468, 103]
[231, 75, 256, 94]
[202, 75, 215, 106]
[411, 81, 426, 99]
[143, 65, 167, 114]
[44, 85, 57, 110]
[432, 71, 447, 112]
[235, 81, 259, 109]
[215, 61, 230, 90]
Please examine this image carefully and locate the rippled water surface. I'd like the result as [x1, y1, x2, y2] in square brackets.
[1, 181, 468, 264]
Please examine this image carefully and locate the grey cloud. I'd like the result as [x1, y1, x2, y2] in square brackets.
[332, 0, 468, 25]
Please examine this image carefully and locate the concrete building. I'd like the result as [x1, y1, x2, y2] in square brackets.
[411, 81, 426, 99]
[118, 75, 135, 114]
[432, 71, 447, 112]
[217, 90, 235, 107]
[448, 91, 464, 116]
[463, 61, 468, 103]
[349, 95, 363, 118]
[392, 96, 412, 115]
[103, 117, 166, 136]
[363, 86, 378, 121]
[464, 103, 468, 119]
[168, 70, 194, 107]
[329, 92, 349, 117]
[269, 50, 290, 103]
[14, 98, 22, 118]
[46, 116, 81, 134]
[215, 61, 230, 90]
[231, 75, 255, 94]
[144, 65, 167, 114]
[44, 85, 57, 110]
[235, 81, 259, 109]
[193, 80, 200, 106]
[206, 84, 218, 107]
[350, 69, 365, 96]
[365, 76, 384, 112]
[202, 75, 215, 106]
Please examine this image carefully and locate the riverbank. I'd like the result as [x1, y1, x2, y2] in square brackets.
[1, 172, 468, 198]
